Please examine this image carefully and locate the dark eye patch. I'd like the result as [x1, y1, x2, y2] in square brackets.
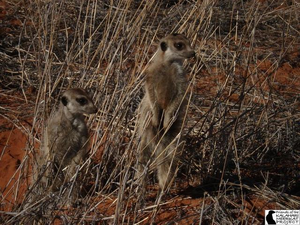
[61, 96, 68, 106]
[174, 42, 185, 50]
[76, 97, 88, 105]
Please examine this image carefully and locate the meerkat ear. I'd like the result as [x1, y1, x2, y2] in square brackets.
[61, 96, 68, 106]
[160, 41, 168, 52]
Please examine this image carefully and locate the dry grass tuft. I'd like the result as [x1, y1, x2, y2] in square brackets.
[0, 0, 299, 224]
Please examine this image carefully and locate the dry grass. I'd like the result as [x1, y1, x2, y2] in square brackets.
[0, 0, 299, 224]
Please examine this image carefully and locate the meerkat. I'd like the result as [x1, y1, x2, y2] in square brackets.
[36, 88, 97, 197]
[137, 34, 195, 191]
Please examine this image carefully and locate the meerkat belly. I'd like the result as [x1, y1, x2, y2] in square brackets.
[51, 122, 88, 166]
[156, 79, 177, 110]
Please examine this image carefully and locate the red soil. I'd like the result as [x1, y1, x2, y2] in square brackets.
[0, 118, 28, 211]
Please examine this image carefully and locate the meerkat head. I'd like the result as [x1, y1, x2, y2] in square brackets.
[159, 33, 195, 63]
[61, 88, 97, 116]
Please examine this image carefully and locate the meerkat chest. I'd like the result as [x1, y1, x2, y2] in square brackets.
[48, 116, 88, 150]
[147, 63, 184, 109]
[72, 118, 88, 134]
[160, 64, 184, 108]
[156, 75, 178, 109]
[155, 80, 176, 109]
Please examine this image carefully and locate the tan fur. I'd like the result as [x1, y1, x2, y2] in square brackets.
[137, 34, 195, 191]
[35, 88, 97, 198]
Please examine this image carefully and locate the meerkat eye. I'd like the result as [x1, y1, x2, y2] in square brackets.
[61, 96, 68, 106]
[76, 97, 88, 105]
[174, 42, 185, 50]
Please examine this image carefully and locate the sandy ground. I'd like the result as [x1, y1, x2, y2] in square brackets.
[0, 0, 299, 224]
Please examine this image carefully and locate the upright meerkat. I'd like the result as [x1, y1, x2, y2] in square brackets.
[36, 88, 97, 196]
[137, 34, 195, 191]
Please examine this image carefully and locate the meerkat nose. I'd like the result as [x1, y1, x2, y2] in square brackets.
[188, 51, 196, 59]
[92, 106, 98, 114]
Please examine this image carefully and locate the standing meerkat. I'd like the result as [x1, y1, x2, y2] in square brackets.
[137, 34, 195, 191]
[36, 88, 97, 197]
